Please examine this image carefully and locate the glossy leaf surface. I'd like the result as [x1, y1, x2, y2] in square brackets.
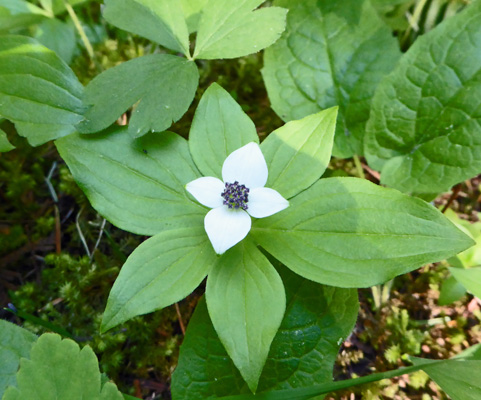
[365, 0, 481, 194]
[262, 0, 400, 157]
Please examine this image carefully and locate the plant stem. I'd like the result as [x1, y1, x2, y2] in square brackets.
[63, 0, 95, 61]
[353, 155, 365, 179]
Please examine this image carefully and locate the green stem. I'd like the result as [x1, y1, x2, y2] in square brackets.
[4, 306, 75, 339]
[63, 0, 95, 61]
[353, 155, 365, 179]
[402, 0, 429, 46]
[218, 361, 445, 400]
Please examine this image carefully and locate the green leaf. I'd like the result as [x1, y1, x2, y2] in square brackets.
[172, 268, 358, 399]
[101, 226, 217, 332]
[438, 275, 466, 306]
[0, 0, 49, 32]
[193, 0, 287, 60]
[0, 35, 84, 146]
[262, 0, 400, 158]
[189, 83, 259, 179]
[78, 54, 198, 137]
[206, 240, 286, 392]
[2, 333, 123, 400]
[103, 0, 190, 57]
[412, 350, 481, 400]
[35, 18, 76, 64]
[251, 177, 474, 288]
[261, 107, 337, 199]
[0, 320, 37, 398]
[215, 345, 481, 400]
[0, 128, 14, 152]
[55, 127, 205, 236]
[180, 0, 208, 33]
[449, 266, 481, 300]
[365, 0, 481, 194]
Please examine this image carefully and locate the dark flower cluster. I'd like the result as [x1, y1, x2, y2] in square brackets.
[221, 181, 249, 210]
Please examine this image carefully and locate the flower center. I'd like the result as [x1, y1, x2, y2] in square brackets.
[221, 181, 249, 210]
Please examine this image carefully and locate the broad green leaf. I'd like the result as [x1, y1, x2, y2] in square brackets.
[101, 226, 217, 332]
[262, 0, 400, 158]
[180, 0, 207, 32]
[438, 275, 466, 306]
[216, 346, 481, 400]
[55, 128, 205, 236]
[35, 19, 76, 64]
[0, 128, 14, 152]
[0, 320, 37, 398]
[412, 350, 481, 400]
[365, 0, 481, 194]
[171, 297, 250, 399]
[251, 177, 474, 288]
[189, 83, 259, 179]
[206, 240, 286, 392]
[78, 54, 198, 137]
[0, 0, 49, 31]
[172, 268, 358, 400]
[0, 35, 84, 146]
[2, 333, 123, 400]
[449, 266, 481, 300]
[103, 0, 190, 56]
[193, 0, 287, 60]
[261, 107, 337, 199]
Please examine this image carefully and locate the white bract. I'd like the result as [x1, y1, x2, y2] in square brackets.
[186, 142, 289, 254]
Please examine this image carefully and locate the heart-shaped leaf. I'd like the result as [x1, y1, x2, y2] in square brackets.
[365, 0, 481, 194]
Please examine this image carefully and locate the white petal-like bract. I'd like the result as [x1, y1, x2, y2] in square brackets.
[204, 206, 252, 254]
[247, 187, 289, 218]
[222, 142, 268, 189]
[186, 177, 225, 208]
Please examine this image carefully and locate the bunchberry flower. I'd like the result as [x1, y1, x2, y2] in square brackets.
[186, 142, 289, 254]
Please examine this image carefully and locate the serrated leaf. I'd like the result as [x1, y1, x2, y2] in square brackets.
[189, 83, 259, 179]
[262, 0, 400, 158]
[171, 265, 358, 399]
[0, 128, 14, 152]
[35, 18, 76, 64]
[449, 266, 481, 300]
[0, 35, 84, 146]
[206, 240, 286, 392]
[0, 0, 49, 31]
[193, 0, 287, 60]
[2, 333, 123, 400]
[101, 226, 217, 332]
[251, 177, 473, 288]
[261, 107, 337, 199]
[78, 54, 198, 137]
[0, 320, 37, 398]
[55, 127, 205, 236]
[365, 0, 481, 194]
[103, 0, 190, 56]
